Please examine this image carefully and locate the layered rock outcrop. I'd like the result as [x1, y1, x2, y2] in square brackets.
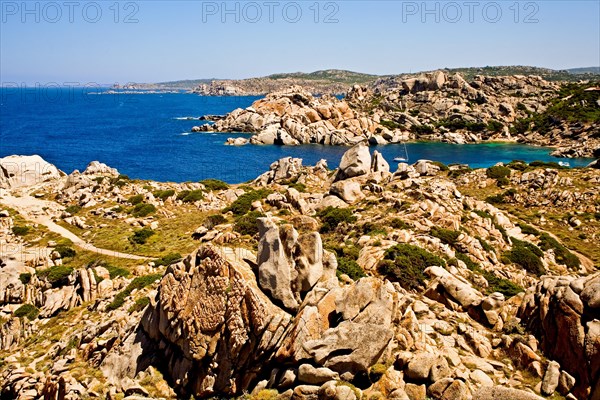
[518, 273, 600, 399]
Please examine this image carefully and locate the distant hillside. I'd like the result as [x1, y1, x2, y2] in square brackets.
[191, 69, 381, 96]
[118, 66, 600, 93]
[567, 67, 600, 75]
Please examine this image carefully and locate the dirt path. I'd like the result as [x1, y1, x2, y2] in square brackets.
[0, 193, 149, 261]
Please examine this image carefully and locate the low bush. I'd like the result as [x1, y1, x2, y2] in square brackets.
[368, 363, 388, 383]
[64, 205, 82, 214]
[152, 189, 175, 201]
[234, 211, 265, 236]
[518, 223, 540, 236]
[317, 207, 357, 233]
[127, 194, 144, 205]
[37, 265, 74, 287]
[19, 273, 32, 285]
[455, 253, 523, 297]
[131, 203, 156, 218]
[337, 257, 366, 281]
[105, 264, 130, 279]
[14, 304, 39, 320]
[430, 227, 461, 246]
[107, 274, 162, 311]
[410, 124, 435, 135]
[486, 119, 504, 132]
[431, 161, 449, 171]
[154, 253, 182, 267]
[128, 296, 150, 313]
[476, 237, 494, 253]
[529, 161, 567, 169]
[361, 222, 387, 236]
[203, 214, 227, 229]
[288, 182, 307, 192]
[178, 189, 204, 203]
[129, 228, 155, 245]
[199, 179, 229, 191]
[539, 233, 580, 269]
[378, 244, 445, 291]
[390, 218, 411, 230]
[504, 238, 545, 276]
[224, 189, 273, 216]
[11, 226, 30, 236]
[54, 245, 76, 258]
[486, 165, 511, 180]
[507, 160, 528, 171]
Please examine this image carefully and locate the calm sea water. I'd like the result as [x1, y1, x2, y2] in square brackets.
[0, 88, 594, 183]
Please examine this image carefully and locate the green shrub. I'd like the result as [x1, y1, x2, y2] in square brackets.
[37, 266, 74, 287]
[504, 238, 545, 276]
[337, 257, 366, 281]
[128, 194, 144, 205]
[455, 252, 479, 270]
[54, 245, 76, 258]
[486, 119, 504, 132]
[11, 226, 30, 236]
[539, 233, 580, 269]
[477, 237, 494, 253]
[455, 253, 523, 297]
[369, 363, 388, 383]
[410, 124, 435, 135]
[14, 304, 39, 320]
[199, 179, 229, 191]
[105, 264, 130, 279]
[486, 194, 506, 204]
[317, 207, 357, 233]
[128, 296, 150, 313]
[64, 205, 82, 214]
[518, 223, 540, 236]
[154, 253, 182, 267]
[203, 214, 227, 229]
[19, 273, 32, 285]
[224, 189, 273, 216]
[431, 161, 449, 171]
[131, 203, 156, 217]
[378, 244, 445, 290]
[529, 161, 567, 170]
[288, 182, 307, 192]
[129, 228, 155, 245]
[486, 165, 511, 180]
[390, 218, 411, 230]
[430, 227, 461, 246]
[361, 222, 387, 236]
[507, 160, 528, 171]
[233, 211, 265, 236]
[178, 189, 204, 203]
[472, 210, 492, 219]
[107, 274, 162, 311]
[496, 177, 510, 187]
[152, 189, 175, 201]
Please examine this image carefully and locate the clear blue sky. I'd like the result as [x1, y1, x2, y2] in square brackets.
[1, 0, 599, 84]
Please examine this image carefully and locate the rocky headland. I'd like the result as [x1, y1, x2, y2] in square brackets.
[193, 72, 599, 158]
[1, 149, 599, 400]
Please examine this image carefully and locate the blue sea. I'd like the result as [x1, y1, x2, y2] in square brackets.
[0, 87, 594, 183]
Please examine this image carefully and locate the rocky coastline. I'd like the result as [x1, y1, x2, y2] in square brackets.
[1, 150, 599, 399]
[192, 71, 599, 158]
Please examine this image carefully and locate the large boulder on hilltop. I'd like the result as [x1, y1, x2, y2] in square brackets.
[336, 142, 371, 180]
[139, 246, 292, 398]
[0, 155, 63, 188]
[518, 272, 600, 399]
[83, 161, 119, 177]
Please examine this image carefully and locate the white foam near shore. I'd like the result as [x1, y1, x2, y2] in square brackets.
[174, 117, 202, 120]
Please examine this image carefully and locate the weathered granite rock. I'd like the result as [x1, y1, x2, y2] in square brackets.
[336, 143, 371, 180]
[139, 246, 292, 397]
[0, 155, 63, 188]
[519, 272, 600, 399]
